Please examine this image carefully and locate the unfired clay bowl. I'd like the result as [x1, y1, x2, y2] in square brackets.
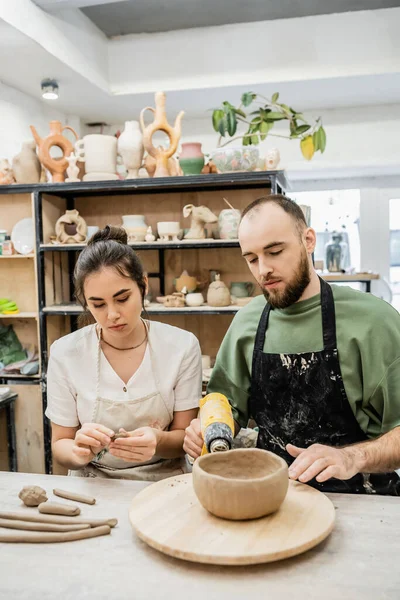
[192, 448, 288, 521]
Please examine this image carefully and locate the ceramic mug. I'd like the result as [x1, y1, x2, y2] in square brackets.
[230, 281, 255, 298]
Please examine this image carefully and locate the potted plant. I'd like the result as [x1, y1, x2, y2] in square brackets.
[210, 92, 326, 172]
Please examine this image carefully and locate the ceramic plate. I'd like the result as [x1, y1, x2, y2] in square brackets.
[11, 218, 34, 255]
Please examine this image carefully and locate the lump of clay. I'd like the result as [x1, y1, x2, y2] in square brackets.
[18, 486, 48, 507]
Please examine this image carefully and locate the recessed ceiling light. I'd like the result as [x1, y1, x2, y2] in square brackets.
[41, 78, 59, 100]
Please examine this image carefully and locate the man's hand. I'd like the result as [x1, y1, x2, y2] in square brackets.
[109, 427, 159, 463]
[286, 443, 363, 483]
[183, 418, 203, 459]
[73, 423, 114, 460]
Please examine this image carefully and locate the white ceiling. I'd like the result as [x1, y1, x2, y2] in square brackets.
[3, 2, 400, 123]
[36, 0, 400, 36]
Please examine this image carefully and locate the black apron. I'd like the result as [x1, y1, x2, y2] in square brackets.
[249, 277, 400, 495]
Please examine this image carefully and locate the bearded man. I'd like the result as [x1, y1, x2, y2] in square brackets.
[184, 194, 400, 495]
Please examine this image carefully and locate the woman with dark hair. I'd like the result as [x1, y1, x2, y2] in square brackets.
[46, 226, 202, 481]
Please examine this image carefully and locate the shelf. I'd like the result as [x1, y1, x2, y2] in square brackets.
[0, 373, 41, 381]
[43, 302, 241, 316]
[3, 170, 285, 198]
[0, 312, 38, 319]
[40, 239, 240, 252]
[320, 272, 379, 282]
[0, 254, 34, 259]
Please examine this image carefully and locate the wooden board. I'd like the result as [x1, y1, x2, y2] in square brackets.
[129, 474, 335, 565]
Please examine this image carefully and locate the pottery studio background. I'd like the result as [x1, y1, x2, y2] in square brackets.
[0, 1, 400, 475]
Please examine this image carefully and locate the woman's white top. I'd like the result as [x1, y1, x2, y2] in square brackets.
[45, 321, 202, 428]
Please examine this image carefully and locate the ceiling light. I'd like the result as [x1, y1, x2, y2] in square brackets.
[41, 78, 59, 100]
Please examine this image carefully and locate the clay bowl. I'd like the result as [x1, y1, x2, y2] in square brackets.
[192, 448, 288, 521]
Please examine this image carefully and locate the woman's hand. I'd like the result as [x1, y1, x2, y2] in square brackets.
[109, 427, 160, 463]
[72, 423, 115, 460]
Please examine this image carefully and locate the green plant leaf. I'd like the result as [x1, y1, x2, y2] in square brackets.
[280, 103, 291, 113]
[242, 92, 256, 107]
[318, 126, 327, 153]
[265, 112, 287, 121]
[234, 108, 246, 118]
[294, 124, 311, 136]
[271, 92, 279, 103]
[251, 135, 259, 145]
[243, 134, 251, 146]
[313, 131, 320, 152]
[212, 109, 224, 133]
[259, 121, 272, 140]
[226, 111, 237, 136]
[218, 115, 228, 137]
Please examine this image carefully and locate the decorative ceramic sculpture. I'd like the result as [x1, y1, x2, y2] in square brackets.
[265, 148, 281, 171]
[122, 215, 148, 242]
[55, 209, 87, 244]
[30, 120, 78, 183]
[179, 142, 205, 175]
[183, 204, 218, 239]
[75, 134, 119, 181]
[65, 153, 80, 182]
[145, 226, 156, 242]
[12, 140, 41, 184]
[0, 159, 15, 184]
[140, 91, 184, 177]
[157, 292, 186, 308]
[207, 273, 231, 307]
[117, 121, 144, 179]
[175, 270, 198, 293]
[143, 154, 181, 177]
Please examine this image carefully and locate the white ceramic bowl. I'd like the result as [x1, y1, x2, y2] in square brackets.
[157, 221, 180, 237]
[185, 292, 204, 307]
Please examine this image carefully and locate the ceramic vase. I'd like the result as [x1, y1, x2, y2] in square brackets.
[12, 140, 41, 184]
[75, 135, 119, 181]
[117, 121, 144, 179]
[218, 209, 241, 240]
[179, 142, 205, 176]
[207, 274, 231, 307]
[122, 215, 148, 241]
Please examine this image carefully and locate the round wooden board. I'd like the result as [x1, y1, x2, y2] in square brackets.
[129, 474, 335, 565]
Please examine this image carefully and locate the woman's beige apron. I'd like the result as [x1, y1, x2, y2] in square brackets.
[70, 321, 185, 481]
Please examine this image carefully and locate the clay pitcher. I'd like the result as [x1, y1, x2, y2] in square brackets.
[30, 120, 78, 183]
[140, 92, 184, 177]
[12, 140, 41, 184]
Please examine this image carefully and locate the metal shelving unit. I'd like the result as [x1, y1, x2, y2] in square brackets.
[26, 170, 287, 472]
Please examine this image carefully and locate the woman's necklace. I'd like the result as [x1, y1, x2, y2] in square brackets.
[100, 325, 147, 351]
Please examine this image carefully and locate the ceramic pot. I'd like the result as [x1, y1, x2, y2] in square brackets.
[75, 135, 119, 181]
[175, 270, 198, 293]
[122, 215, 148, 241]
[230, 281, 255, 298]
[218, 209, 241, 240]
[179, 142, 205, 176]
[157, 221, 180, 241]
[185, 292, 204, 307]
[207, 273, 231, 307]
[192, 448, 289, 520]
[117, 121, 144, 179]
[12, 140, 41, 184]
[211, 146, 259, 173]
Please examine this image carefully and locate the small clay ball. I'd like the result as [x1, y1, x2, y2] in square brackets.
[18, 485, 48, 507]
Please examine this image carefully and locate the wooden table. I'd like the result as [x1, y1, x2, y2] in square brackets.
[0, 472, 398, 600]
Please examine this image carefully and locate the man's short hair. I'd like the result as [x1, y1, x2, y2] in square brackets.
[241, 194, 308, 236]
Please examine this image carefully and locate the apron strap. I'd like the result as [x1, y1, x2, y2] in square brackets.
[319, 277, 338, 351]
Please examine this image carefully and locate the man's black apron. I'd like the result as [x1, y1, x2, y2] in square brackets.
[249, 277, 400, 495]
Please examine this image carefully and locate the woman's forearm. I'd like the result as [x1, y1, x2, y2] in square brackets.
[155, 429, 186, 459]
[52, 439, 94, 470]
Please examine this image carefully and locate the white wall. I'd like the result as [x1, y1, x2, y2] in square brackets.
[0, 82, 80, 161]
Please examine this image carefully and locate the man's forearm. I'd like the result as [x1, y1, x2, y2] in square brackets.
[52, 439, 94, 470]
[344, 426, 400, 473]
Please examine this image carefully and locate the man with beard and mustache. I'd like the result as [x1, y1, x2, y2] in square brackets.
[184, 194, 400, 495]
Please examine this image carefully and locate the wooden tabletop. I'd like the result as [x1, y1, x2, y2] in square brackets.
[0, 472, 398, 600]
